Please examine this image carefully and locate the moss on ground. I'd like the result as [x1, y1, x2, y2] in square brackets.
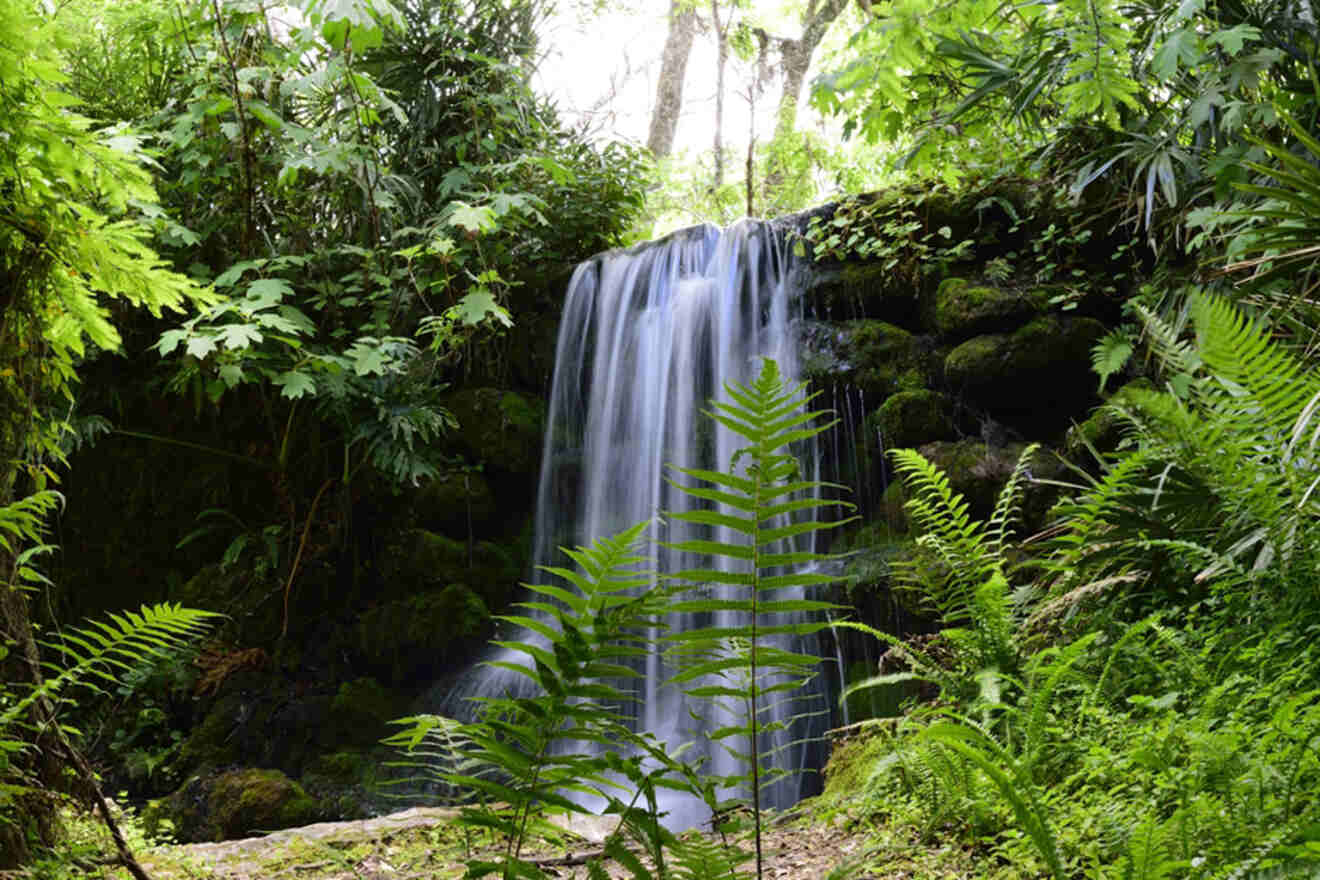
[144, 768, 324, 843]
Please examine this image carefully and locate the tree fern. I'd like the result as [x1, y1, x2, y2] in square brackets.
[662, 357, 851, 880]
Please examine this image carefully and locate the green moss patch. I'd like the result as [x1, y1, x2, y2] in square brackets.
[868, 390, 956, 450]
[934, 277, 1048, 338]
[829, 320, 934, 397]
[146, 768, 324, 843]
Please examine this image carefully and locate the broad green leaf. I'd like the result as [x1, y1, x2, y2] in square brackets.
[216, 324, 263, 350]
[453, 290, 513, 327]
[1152, 29, 1200, 80]
[273, 370, 316, 399]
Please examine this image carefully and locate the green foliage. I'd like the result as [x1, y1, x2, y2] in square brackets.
[662, 358, 850, 879]
[1191, 108, 1320, 315]
[1092, 327, 1135, 392]
[813, 0, 1316, 250]
[796, 190, 975, 283]
[0, 601, 217, 817]
[390, 521, 677, 879]
[888, 443, 1036, 672]
[1050, 291, 1320, 604]
[49, 0, 649, 504]
[822, 273, 1320, 875]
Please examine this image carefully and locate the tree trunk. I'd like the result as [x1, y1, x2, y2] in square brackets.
[711, 0, 728, 191]
[646, 0, 699, 158]
[0, 559, 62, 868]
[769, 0, 849, 139]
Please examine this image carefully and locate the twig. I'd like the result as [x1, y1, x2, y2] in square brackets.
[281, 477, 334, 639]
[524, 849, 606, 867]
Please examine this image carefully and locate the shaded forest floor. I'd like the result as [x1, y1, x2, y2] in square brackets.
[35, 800, 987, 880]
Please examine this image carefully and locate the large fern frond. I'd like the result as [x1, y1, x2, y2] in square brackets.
[889, 447, 996, 623]
[4, 603, 218, 730]
[1190, 294, 1320, 446]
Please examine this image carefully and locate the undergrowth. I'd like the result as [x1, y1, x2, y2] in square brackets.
[817, 292, 1320, 878]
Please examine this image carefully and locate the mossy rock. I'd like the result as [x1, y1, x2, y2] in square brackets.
[176, 565, 283, 644]
[934, 278, 1048, 339]
[867, 390, 956, 450]
[811, 320, 935, 397]
[803, 263, 923, 328]
[821, 728, 893, 803]
[145, 768, 323, 843]
[315, 677, 402, 751]
[380, 528, 520, 608]
[355, 585, 491, 682]
[879, 481, 908, 533]
[412, 471, 499, 537]
[441, 388, 546, 487]
[1064, 378, 1155, 459]
[943, 316, 1107, 435]
[915, 439, 1065, 528]
[178, 665, 285, 771]
[304, 750, 371, 785]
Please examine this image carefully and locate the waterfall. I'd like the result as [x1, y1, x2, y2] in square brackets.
[455, 219, 834, 826]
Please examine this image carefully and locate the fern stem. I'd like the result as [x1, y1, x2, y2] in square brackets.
[750, 430, 764, 880]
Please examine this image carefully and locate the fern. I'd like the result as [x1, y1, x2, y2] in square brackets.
[1190, 294, 1320, 448]
[382, 714, 494, 807]
[922, 718, 1066, 879]
[662, 357, 851, 880]
[4, 603, 218, 733]
[390, 521, 675, 880]
[1093, 327, 1135, 392]
[1055, 292, 1320, 601]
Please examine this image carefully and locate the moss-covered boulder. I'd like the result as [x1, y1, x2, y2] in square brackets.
[944, 316, 1106, 435]
[145, 768, 323, 842]
[315, 677, 401, 751]
[915, 439, 1065, 528]
[807, 320, 935, 397]
[868, 390, 957, 450]
[412, 470, 499, 537]
[1063, 378, 1155, 459]
[380, 528, 520, 607]
[934, 278, 1048, 338]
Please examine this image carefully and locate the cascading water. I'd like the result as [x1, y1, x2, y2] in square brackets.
[452, 218, 835, 826]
